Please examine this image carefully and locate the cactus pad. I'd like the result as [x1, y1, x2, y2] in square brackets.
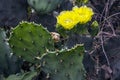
[0, 28, 11, 74]
[8, 21, 54, 63]
[27, 0, 63, 14]
[40, 44, 86, 80]
[6, 71, 37, 80]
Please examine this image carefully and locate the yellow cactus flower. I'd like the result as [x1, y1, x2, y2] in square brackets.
[73, 6, 94, 24]
[57, 11, 80, 30]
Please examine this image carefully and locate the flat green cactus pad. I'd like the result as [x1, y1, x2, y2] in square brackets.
[6, 71, 37, 80]
[9, 21, 54, 63]
[40, 44, 86, 80]
[27, 0, 63, 14]
[0, 29, 11, 73]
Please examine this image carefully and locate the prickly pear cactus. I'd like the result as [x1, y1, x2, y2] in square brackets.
[6, 71, 37, 80]
[8, 21, 54, 63]
[27, 0, 64, 14]
[0, 28, 11, 74]
[40, 44, 86, 80]
[0, 28, 22, 76]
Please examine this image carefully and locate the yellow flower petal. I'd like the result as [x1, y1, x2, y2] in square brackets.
[72, 5, 94, 24]
[57, 11, 80, 30]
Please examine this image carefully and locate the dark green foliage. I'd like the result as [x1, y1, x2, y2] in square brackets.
[75, 24, 89, 35]
[27, 0, 64, 14]
[0, 28, 21, 76]
[9, 21, 54, 63]
[40, 44, 86, 80]
[56, 24, 69, 38]
[56, 24, 89, 38]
